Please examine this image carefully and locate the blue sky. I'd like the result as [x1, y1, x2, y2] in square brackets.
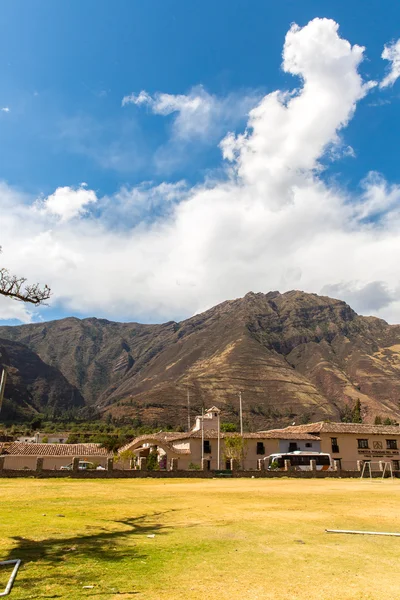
[1, 1, 400, 324]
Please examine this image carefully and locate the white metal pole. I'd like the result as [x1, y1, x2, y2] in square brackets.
[217, 411, 220, 470]
[187, 387, 190, 431]
[239, 391, 243, 436]
[201, 407, 204, 462]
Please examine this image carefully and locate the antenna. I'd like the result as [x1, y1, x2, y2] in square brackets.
[238, 390, 243, 436]
[187, 386, 191, 431]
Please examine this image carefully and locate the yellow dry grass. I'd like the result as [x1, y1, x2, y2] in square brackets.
[0, 478, 399, 599]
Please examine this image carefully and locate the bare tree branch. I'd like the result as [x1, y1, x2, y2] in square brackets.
[0, 248, 51, 305]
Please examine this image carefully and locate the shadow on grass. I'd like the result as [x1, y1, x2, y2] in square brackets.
[4, 512, 171, 565]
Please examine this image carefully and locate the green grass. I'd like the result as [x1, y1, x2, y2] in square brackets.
[0, 478, 399, 599]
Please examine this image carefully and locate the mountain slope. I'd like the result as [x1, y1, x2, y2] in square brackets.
[1, 290, 400, 428]
[0, 338, 85, 420]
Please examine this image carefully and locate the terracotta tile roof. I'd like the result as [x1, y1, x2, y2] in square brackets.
[118, 432, 189, 453]
[266, 422, 400, 436]
[120, 429, 319, 453]
[0, 442, 112, 457]
[119, 435, 191, 455]
[186, 429, 318, 440]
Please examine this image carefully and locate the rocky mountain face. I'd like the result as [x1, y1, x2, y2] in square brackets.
[0, 338, 84, 420]
[1, 290, 400, 428]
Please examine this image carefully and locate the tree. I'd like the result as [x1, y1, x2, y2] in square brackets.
[118, 449, 135, 470]
[223, 434, 247, 467]
[220, 422, 238, 432]
[340, 400, 362, 423]
[146, 449, 159, 471]
[352, 399, 362, 424]
[0, 248, 50, 305]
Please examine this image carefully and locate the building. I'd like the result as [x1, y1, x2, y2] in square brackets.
[0, 442, 111, 470]
[118, 407, 319, 471]
[267, 422, 400, 471]
[15, 432, 71, 444]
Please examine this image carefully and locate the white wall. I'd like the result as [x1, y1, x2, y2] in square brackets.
[278, 440, 321, 453]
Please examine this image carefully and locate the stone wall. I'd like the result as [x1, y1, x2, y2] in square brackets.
[0, 467, 374, 479]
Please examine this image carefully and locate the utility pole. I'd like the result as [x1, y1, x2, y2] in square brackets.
[0, 368, 6, 413]
[201, 407, 204, 462]
[187, 386, 191, 431]
[217, 410, 220, 470]
[238, 391, 243, 436]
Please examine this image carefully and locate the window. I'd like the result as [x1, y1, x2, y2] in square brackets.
[288, 442, 298, 452]
[256, 442, 265, 455]
[392, 460, 400, 471]
[357, 439, 369, 449]
[331, 438, 340, 453]
[203, 440, 211, 454]
[386, 439, 398, 450]
[316, 455, 331, 466]
[305, 442, 313, 448]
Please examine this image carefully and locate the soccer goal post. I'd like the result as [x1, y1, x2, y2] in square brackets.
[360, 461, 394, 480]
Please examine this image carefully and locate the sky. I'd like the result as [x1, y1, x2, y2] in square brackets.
[1, 1, 400, 325]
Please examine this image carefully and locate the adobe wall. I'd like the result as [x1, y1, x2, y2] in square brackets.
[0, 467, 377, 479]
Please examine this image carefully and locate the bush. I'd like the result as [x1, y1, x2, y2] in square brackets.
[188, 462, 201, 470]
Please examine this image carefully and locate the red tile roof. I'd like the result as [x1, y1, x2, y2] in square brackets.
[266, 422, 400, 435]
[119, 429, 319, 454]
[0, 442, 112, 457]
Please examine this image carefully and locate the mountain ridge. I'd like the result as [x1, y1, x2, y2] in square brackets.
[1, 290, 400, 428]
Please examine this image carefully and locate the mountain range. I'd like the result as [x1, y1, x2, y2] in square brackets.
[1, 290, 400, 429]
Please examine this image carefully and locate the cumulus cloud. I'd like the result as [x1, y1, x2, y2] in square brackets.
[0, 107, 10, 113]
[380, 38, 400, 88]
[37, 185, 98, 222]
[2, 18, 400, 325]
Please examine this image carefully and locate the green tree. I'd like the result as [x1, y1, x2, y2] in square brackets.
[220, 422, 238, 432]
[118, 449, 135, 470]
[352, 399, 362, 423]
[374, 415, 382, 425]
[339, 404, 353, 423]
[146, 449, 159, 471]
[223, 434, 247, 467]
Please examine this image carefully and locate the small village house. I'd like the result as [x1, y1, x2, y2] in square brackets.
[0, 442, 111, 470]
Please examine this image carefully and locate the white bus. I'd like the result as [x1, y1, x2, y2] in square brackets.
[265, 451, 332, 471]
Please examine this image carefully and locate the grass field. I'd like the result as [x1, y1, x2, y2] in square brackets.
[0, 478, 399, 599]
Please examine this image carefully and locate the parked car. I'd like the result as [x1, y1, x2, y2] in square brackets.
[60, 461, 97, 471]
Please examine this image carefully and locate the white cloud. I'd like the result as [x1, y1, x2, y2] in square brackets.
[1, 107, 10, 113]
[380, 38, 400, 88]
[122, 90, 153, 107]
[2, 18, 400, 325]
[122, 85, 259, 142]
[37, 185, 98, 222]
[0, 294, 35, 324]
